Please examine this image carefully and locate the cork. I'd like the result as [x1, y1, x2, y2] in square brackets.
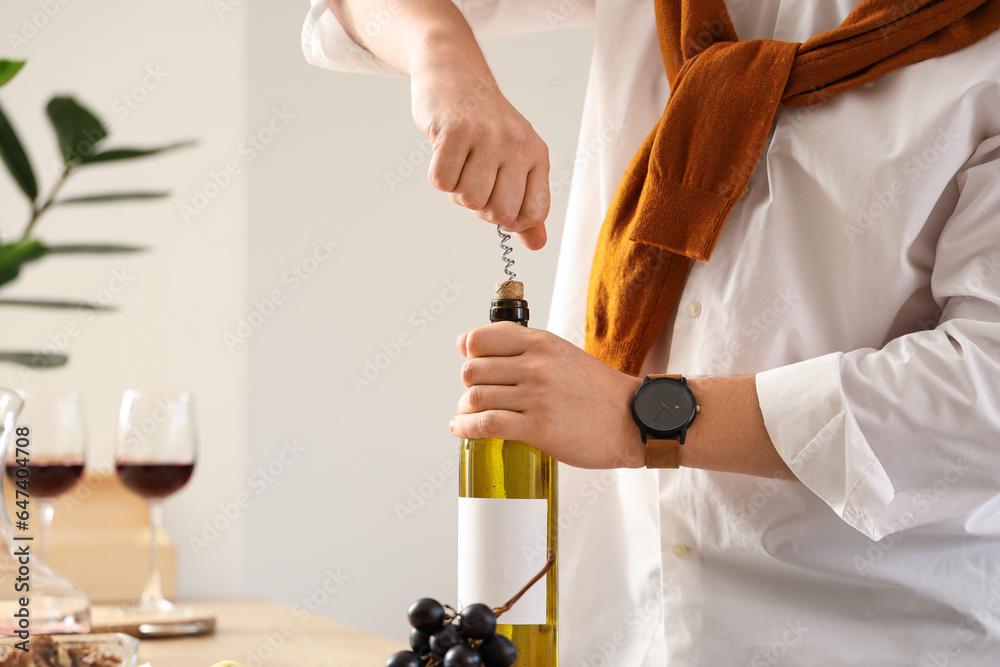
[495, 280, 524, 300]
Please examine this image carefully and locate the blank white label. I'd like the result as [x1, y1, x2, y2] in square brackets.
[457, 497, 548, 625]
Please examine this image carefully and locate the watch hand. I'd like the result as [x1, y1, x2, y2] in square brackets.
[659, 401, 679, 418]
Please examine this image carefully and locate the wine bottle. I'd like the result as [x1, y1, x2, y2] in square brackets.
[458, 280, 558, 666]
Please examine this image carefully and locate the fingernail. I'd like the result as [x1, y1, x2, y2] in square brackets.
[449, 418, 456, 433]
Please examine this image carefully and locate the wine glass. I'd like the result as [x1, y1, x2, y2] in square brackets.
[4, 390, 87, 563]
[114, 390, 196, 615]
[0, 388, 91, 635]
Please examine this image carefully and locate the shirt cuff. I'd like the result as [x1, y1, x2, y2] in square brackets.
[755, 352, 920, 540]
[302, 0, 415, 75]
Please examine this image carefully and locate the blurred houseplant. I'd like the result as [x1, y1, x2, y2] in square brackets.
[0, 59, 192, 369]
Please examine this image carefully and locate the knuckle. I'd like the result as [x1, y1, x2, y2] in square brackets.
[460, 360, 476, 387]
[466, 385, 485, 411]
[488, 205, 518, 227]
[425, 114, 446, 137]
[522, 357, 545, 381]
[529, 329, 553, 352]
[465, 327, 486, 356]
[538, 151, 552, 174]
[428, 167, 456, 193]
[458, 191, 488, 211]
[476, 412, 499, 436]
[448, 118, 472, 138]
[537, 142, 550, 163]
[432, 120, 463, 146]
[429, 175, 450, 193]
[472, 209, 495, 225]
[532, 186, 551, 212]
[513, 131, 534, 153]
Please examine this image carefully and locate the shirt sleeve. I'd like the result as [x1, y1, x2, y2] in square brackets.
[755, 133, 1000, 541]
[302, 0, 595, 75]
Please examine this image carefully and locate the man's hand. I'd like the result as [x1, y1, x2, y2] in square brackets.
[450, 323, 796, 478]
[450, 322, 644, 469]
[328, 0, 550, 250]
[410, 59, 550, 250]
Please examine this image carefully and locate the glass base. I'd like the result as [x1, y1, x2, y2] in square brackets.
[134, 616, 215, 638]
[91, 603, 215, 638]
[131, 598, 178, 615]
[0, 597, 91, 635]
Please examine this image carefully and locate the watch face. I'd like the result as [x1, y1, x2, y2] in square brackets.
[633, 378, 697, 436]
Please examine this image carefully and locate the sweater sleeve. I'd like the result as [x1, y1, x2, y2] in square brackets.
[302, 0, 595, 75]
[755, 132, 1000, 541]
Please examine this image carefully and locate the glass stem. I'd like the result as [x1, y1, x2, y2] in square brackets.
[140, 499, 165, 608]
[37, 498, 54, 563]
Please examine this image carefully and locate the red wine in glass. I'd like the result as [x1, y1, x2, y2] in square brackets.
[4, 462, 85, 498]
[116, 463, 195, 499]
[115, 390, 202, 621]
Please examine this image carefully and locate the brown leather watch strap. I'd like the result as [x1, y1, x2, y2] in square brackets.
[643, 375, 684, 468]
[645, 438, 681, 468]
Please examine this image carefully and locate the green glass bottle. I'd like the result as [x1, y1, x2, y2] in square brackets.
[458, 280, 558, 666]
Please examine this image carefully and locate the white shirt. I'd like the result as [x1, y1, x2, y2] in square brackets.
[303, 2, 1000, 664]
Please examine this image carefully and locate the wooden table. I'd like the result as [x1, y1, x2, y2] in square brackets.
[136, 599, 405, 666]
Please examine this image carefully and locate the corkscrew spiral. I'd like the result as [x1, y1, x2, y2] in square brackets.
[497, 225, 516, 281]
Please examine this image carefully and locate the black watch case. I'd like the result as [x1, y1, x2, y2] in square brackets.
[631, 376, 698, 444]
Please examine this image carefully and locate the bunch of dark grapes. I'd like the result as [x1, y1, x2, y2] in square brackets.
[385, 598, 517, 667]
[386, 550, 553, 667]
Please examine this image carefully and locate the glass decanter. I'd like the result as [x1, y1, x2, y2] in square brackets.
[0, 387, 91, 635]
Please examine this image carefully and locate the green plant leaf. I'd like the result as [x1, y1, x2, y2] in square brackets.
[0, 60, 26, 88]
[46, 96, 107, 166]
[44, 243, 146, 254]
[0, 298, 115, 311]
[56, 191, 169, 205]
[79, 140, 195, 165]
[0, 352, 68, 369]
[0, 101, 38, 201]
[0, 238, 47, 287]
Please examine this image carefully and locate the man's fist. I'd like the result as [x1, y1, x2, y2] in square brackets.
[411, 67, 550, 250]
[451, 322, 645, 469]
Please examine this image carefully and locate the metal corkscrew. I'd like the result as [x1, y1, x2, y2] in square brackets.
[497, 224, 516, 282]
[492, 224, 526, 323]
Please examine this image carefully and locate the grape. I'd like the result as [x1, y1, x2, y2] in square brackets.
[430, 624, 462, 655]
[478, 634, 517, 667]
[385, 650, 422, 667]
[459, 604, 497, 639]
[444, 644, 483, 667]
[410, 628, 431, 652]
[408, 598, 446, 634]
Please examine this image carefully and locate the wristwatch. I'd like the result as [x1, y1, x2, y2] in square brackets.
[631, 374, 699, 468]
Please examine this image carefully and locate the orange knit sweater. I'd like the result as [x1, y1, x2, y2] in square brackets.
[585, 0, 1000, 375]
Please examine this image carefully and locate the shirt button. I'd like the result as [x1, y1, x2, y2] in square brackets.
[672, 543, 688, 558]
[686, 301, 702, 318]
[740, 185, 752, 201]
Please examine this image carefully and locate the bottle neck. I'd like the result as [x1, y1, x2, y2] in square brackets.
[490, 299, 529, 326]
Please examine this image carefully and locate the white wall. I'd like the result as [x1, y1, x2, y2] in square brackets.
[1, 0, 594, 645]
[0, 0, 248, 597]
